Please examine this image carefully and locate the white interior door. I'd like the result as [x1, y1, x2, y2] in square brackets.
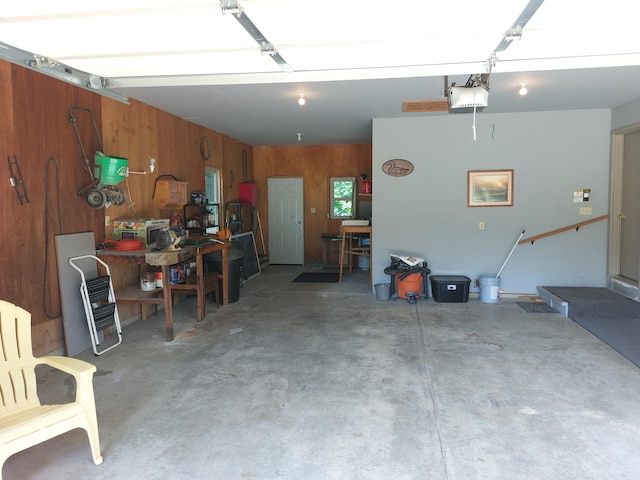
[620, 131, 640, 281]
[268, 177, 304, 265]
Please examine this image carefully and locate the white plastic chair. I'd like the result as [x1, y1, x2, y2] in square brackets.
[0, 300, 103, 478]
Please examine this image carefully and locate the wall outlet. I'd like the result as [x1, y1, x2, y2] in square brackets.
[105, 215, 110, 226]
[310, 207, 316, 213]
[580, 207, 592, 215]
[479, 221, 485, 230]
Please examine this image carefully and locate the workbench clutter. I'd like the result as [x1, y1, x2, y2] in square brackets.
[140, 271, 156, 291]
[97, 240, 231, 342]
[112, 218, 170, 249]
[168, 262, 196, 285]
[383, 255, 431, 303]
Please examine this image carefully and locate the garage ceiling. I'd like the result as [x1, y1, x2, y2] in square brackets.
[2, 0, 640, 146]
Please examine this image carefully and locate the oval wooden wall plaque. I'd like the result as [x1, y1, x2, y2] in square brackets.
[382, 159, 414, 177]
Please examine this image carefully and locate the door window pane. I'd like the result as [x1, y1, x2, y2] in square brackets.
[205, 167, 221, 204]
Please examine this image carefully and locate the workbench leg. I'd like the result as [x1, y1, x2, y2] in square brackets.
[139, 265, 149, 320]
[348, 234, 353, 275]
[161, 265, 174, 342]
[369, 235, 372, 286]
[196, 253, 205, 321]
[322, 240, 328, 267]
[339, 234, 346, 283]
[222, 247, 229, 305]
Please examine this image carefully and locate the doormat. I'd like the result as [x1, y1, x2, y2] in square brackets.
[516, 301, 559, 313]
[292, 272, 340, 283]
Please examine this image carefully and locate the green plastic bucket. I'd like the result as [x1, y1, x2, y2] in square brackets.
[94, 153, 128, 185]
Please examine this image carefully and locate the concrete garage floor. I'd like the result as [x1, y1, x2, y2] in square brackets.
[5, 265, 640, 480]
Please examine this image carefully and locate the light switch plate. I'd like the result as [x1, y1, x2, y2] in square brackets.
[580, 207, 592, 215]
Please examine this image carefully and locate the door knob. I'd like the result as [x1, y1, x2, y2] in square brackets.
[618, 213, 626, 219]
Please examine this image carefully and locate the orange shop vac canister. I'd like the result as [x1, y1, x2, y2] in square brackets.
[395, 273, 423, 299]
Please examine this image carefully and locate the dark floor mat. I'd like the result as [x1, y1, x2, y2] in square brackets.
[292, 272, 340, 283]
[544, 286, 640, 319]
[516, 301, 559, 313]
[542, 286, 640, 368]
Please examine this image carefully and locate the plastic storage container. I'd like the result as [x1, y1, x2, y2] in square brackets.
[205, 247, 244, 303]
[430, 275, 471, 302]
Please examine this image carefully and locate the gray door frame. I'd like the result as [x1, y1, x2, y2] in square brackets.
[608, 124, 640, 300]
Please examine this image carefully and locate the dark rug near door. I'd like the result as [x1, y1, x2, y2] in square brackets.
[292, 272, 340, 283]
[542, 286, 640, 368]
[516, 301, 559, 313]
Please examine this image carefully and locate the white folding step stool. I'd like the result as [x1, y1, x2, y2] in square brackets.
[69, 254, 123, 355]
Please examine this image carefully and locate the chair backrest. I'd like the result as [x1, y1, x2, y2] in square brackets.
[0, 300, 40, 416]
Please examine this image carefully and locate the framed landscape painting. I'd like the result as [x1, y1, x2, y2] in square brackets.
[467, 170, 513, 207]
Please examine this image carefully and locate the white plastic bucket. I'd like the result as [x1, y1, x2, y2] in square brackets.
[374, 282, 391, 301]
[479, 275, 500, 303]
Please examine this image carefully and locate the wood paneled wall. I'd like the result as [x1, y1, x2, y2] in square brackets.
[1, 62, 105, 354]
[0, 59, 252, 355]
[253, 144, 372, 264]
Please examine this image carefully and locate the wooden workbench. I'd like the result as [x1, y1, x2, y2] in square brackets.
[97, 240, 230, 341]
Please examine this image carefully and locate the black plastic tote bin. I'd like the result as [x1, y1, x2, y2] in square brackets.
[429, 275, 471, 303]
[205, 247, 244, 303]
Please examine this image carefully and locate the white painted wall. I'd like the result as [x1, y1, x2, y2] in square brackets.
[371, 109, 611, 295]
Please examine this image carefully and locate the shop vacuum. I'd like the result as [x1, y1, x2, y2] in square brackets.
[384, 256, 431, 303]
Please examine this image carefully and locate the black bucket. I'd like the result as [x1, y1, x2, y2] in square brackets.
[205, 247, 244, 303]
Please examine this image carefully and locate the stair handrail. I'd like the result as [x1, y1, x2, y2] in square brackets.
[519, 215, 608, 245]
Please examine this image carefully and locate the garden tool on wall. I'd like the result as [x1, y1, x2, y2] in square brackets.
[7, 155, 29, 204]
[242, 149, 248, 183]
[69, 105, 128, 209]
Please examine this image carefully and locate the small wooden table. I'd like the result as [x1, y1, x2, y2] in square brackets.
[97, 240, 230, 341]
[339, 225, 372, 284]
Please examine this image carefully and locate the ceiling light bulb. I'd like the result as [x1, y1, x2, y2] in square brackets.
[519, 83, 528, 96]
[298, 94, 306, 106]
